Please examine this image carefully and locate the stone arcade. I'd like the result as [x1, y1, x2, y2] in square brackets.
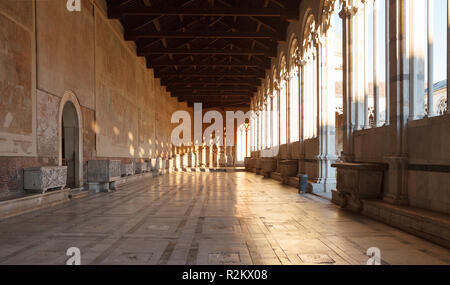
[0, 0, 449, 265]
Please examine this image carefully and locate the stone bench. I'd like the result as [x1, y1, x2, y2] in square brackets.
[24, 166, 68, 194]
[331, 162, 388, 212]
[87, 160, 121, 192]
[279, 160, 298, 184]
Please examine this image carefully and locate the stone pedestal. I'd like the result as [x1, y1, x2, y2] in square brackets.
[261, 158, 277, 178]
[332, 162, 388, 212]
[121, 164, 133, 177]
[24, 166, 68, 194]
[279, 160, 298, 184]
[87, 160, 121, 192]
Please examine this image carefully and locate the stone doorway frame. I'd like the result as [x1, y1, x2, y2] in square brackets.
[58, 91, 84, 188]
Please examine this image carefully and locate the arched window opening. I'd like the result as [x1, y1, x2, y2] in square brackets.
[302, 15, 318, 139]
[289, 38, 300, 143]
[279, 57, 288, 144]
[266, 76, 272, 148]
[236, 122, 250, 162]
[423, 0, 448, 117]
[272, 70, 279, 147]
[329, 0, 344, 154]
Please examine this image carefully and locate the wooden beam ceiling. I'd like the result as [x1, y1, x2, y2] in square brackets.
[106, 0, 301, 108]
[108, 7, 298, 22]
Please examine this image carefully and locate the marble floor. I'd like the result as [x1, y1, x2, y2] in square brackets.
[0, 172, 449, 265]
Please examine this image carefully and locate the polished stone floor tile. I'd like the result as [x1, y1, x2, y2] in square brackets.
[0, 172, 449, 265]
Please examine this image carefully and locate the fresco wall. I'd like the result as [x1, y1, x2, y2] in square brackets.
[0, 0, 35, 158]
[0, 0, 188, 199]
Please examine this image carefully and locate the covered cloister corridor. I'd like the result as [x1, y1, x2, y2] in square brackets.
[0, 0, 449, 268]
[0, 172, 448, 265]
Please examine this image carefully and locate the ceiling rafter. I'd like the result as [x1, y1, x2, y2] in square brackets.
[106, 0, 301, 108]
[108, 7, 298, 22]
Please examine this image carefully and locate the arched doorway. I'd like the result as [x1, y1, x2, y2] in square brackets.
[58, 91, 83, 188]
[62, 102, 79, 188]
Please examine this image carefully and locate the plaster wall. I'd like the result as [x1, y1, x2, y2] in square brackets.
[0, 0, 188, 198]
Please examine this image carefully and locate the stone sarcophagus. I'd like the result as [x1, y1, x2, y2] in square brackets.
[121, 164, 134, 177]
[88, 160, 121, 192]
[135, 162, 148, 174]
[279, 160, 298, 184]
[332, 162, 388, 212]
[24, 166, 68, 194]
[261, 158, 277, 178]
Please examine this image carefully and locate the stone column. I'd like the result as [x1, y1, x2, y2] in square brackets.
[285, 71, 291, 147]
[299, 58, 307, 175]
[315, 29, 338, 192]
[383, 0, 409, 205]
[354, 1, 365, 130]
[363, 0, 370, 129]
[339, 3, 356, 162]
[373, 0, 380, 126]
[283, 71, 293, 156]
[385, 0, 390, 125]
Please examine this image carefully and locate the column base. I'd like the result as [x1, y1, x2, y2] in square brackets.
[88, 182, 111, 193]
[308, 179, 336, 194]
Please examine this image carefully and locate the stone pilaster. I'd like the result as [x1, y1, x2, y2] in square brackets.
[315, 28, 338, 192]
[383, 0, 410, 205]
[339, 1, 357, 162]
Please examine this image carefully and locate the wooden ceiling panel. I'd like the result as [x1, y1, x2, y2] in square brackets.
[106, 0, 300, 107]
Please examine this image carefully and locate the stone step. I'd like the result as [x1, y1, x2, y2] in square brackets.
[362, 198, 450, 249]
[270, 172, 282, 182]
[0, 188, 72, 220]
[68, 188, 89, 200]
